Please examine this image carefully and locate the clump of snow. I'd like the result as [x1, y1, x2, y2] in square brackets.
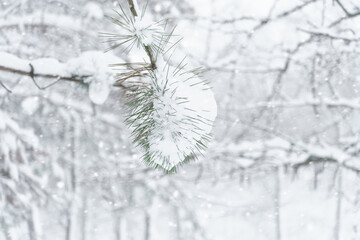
[131, 16, 160, 46]
[31, 58, 65, 76]
[130, 57, 217, 170]
[88, 80, 110, 105]
[66, 51, 121, 105]
[65, 51, 120, 82]
[0, 52, 28, 71]
[0, 51, 121, 105]
[84, 2, 103, 20]
[21, 97, 40, 115]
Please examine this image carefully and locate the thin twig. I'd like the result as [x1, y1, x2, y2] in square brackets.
[28, 63, 62, 90]
[0, 80, 12, 93]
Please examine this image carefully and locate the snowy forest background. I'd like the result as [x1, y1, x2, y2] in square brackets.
[1, 0, 360, 239]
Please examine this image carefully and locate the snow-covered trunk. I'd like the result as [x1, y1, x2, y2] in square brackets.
[27, 218, 37, 240]
[334, 167, 343, 240]
[109, 178, 123, 240]
[65, 204, 78, 240]
[173, 206, 181, 240]
[143, 210, 150, 240]
[27, 207, 41, 240]
[185, 212, 196, 240]
[80, 190, 88, 240]
[65, 215, 70, 240]
[113, 211, 122, 240]
[65, 122, 80, 240]
[274, 167, 282, 240]
[124, 184, 134, 240]
[65, 188, 77, 240]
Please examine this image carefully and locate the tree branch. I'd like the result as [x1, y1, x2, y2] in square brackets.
[0, 64, 87, 83]
[0, 51, 131, 90]
[127, 0, 157, 70]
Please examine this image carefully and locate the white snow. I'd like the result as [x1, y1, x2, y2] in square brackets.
[66, 51, 122, 104]
[21, 97, 40, 115]
[31, 58, 65, 76]
[132, 16, 159, 46]
[0, 110, 39, 164]
[88, 80, 110, 105]
[0, 51, 29, 71]
[2, 1, 360, 239]
[140, 57, 217, 170]
[0, 12, 84, 33]
[84, 2, 104, 20]
[0, 51, 122, 104]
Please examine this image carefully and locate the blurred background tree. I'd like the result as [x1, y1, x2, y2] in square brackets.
[1, 0, 360, 239]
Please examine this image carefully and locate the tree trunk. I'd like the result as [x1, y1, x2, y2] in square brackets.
[174, 206, 181, 240]
[113, 211, 122, 240]
[27, 208, 39, 240]
[144, 210, 150, 240]
[334, 167, 342, 240]
[65, 122, 80, 240]
[65, 205, 76, 240]
[274, 167, 282, 240]
[80, 191, 88, 240]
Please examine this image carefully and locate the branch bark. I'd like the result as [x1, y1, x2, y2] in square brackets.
[0, 65, 87, 83]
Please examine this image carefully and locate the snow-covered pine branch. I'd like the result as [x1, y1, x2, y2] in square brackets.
[104, 0, 217, 172]
[0, 0, 218, 173]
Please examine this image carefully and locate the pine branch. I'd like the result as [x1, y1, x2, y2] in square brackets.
[127, 0, 138, 17]
[127, 0, 157, 70]
[106, 0, 217, 172]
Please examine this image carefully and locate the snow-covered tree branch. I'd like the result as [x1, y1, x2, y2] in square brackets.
[2, 0, 360, 239]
